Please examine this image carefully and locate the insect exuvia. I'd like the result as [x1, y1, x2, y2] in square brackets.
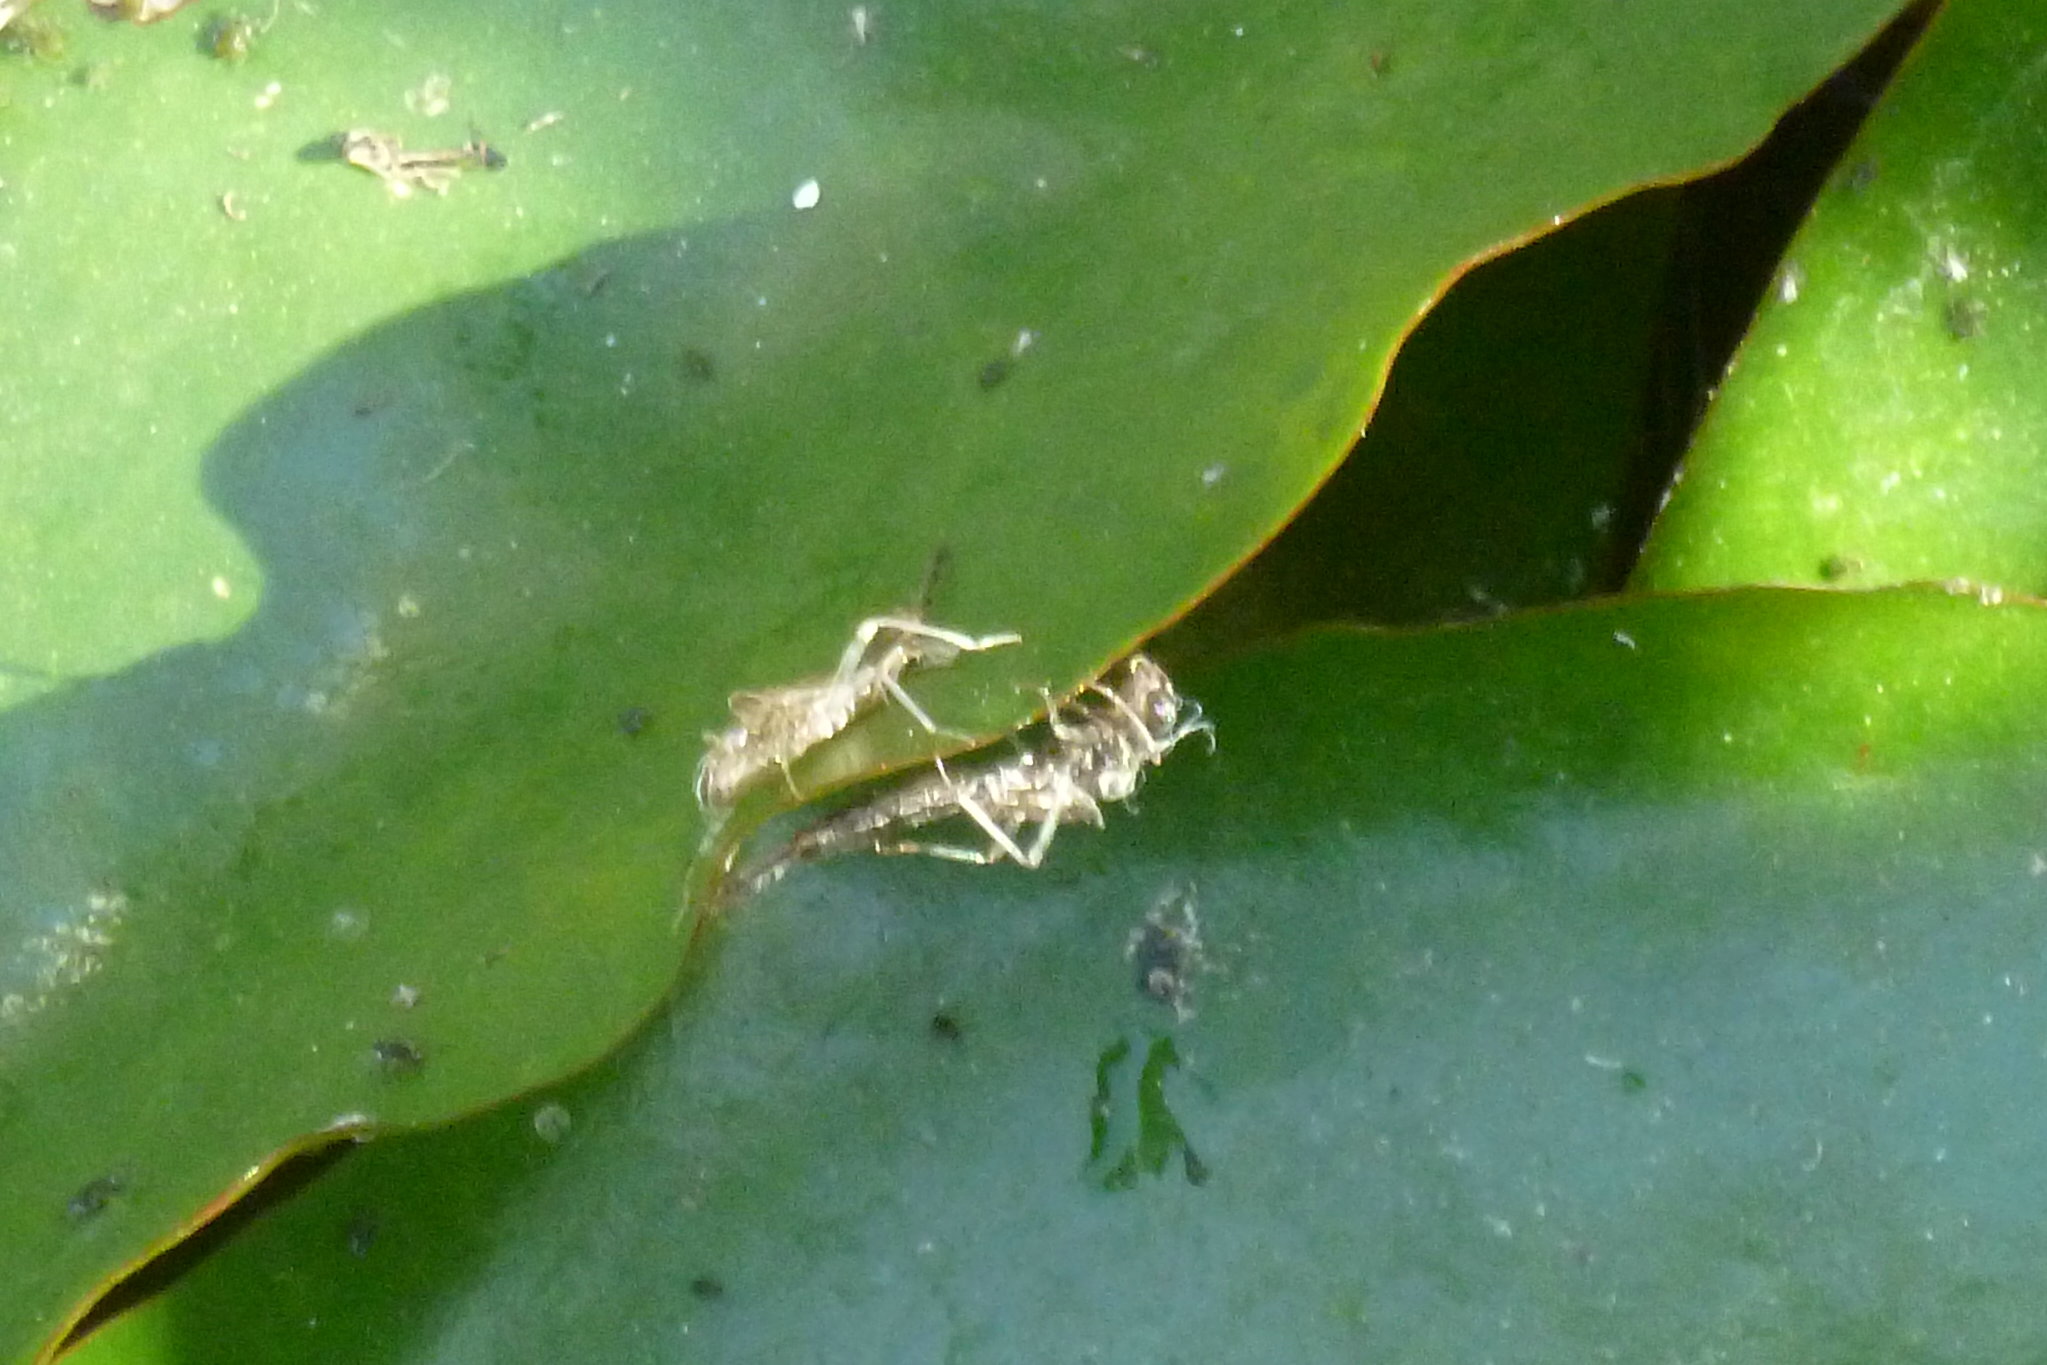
[694, 615, 1021, 811]
[747, 652, 1211, 883]
[331, 128, 506, 198]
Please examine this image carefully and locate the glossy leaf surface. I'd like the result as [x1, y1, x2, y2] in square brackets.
[0, 0, 1901, 1355]
[70, 587, 2047, 1362]
[1636, 0, 2047, 593]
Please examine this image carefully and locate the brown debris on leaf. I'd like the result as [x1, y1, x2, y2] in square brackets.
[329, 128, 507, 198]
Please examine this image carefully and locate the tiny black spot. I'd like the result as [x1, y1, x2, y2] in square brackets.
[66, 1176, 124, 1223]
[617, 706, 652, 737]
[929, 1009, 963, 1041]
[689, 1274, 726, 1300]
[295, 133, 351, 165]
[679, 346, 716, 382]
[372, 1039, 425, 1076]
[1818, 553, 1860, 582]
[977, 355, 1013, 390]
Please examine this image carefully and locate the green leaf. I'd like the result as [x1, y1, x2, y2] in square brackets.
[69, 587, 2047, 1361]
[1635, 0, 2047, 593]
[0, 0, 1904, 1355]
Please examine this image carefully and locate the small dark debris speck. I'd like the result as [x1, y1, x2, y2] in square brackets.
[929, 1009, 963, 1042]
[1620, 1069, 1648, 1093]
[67, 1176, 125, 1223]
[689, 1274, 726, 1300]
[617, 706, 652, 737]
[202, 11, 256, 61]
[295, 132, 352, 165]
[1129, 903, 1200, 1014]
[679, 346, 716, 383]
[977, 355, 1013, 390]
[372, 1039, 425, 1076]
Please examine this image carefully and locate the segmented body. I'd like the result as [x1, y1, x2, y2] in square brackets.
[694, 615, 1020, 810]
[758, 652, 1212, 878]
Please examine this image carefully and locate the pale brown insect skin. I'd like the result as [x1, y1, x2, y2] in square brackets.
[693, 616, 1020, 812]
[753, 652, 1212, 881]
[334, 129, 506, 197]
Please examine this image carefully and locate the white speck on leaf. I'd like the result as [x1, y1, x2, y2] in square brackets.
[533, 1102, 572, 1143]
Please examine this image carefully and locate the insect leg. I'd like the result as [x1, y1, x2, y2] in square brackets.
[932, 757, 1038, 866]
[1007, 774, 1102, 869]
[827, 622, 891, 690]
[852, 616, 1023, 657]
[1094, 681, 1160, 748]
[878, 669, 948, 735]
[1172, 702, 1218, 752]
[853, 618, 1021, 736]
[1016, 803, 1067, 869]
[775, 759, 807, 798]
[874, 837, 1005, 864]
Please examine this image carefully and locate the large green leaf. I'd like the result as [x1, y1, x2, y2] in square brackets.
[1635, 0, 2047, 593]
[0, 0, 1903, 1354]
[68, 586, 2047, 1361]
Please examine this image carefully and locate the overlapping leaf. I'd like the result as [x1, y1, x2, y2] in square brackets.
[0, 0, 1902, 1355]
[73, 588, 2047, 1362]
[1637, 0, 2047, 593]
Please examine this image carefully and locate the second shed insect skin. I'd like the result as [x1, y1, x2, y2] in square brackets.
[693, 615, 1020, 811]
[751, 652, 1211, 882]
